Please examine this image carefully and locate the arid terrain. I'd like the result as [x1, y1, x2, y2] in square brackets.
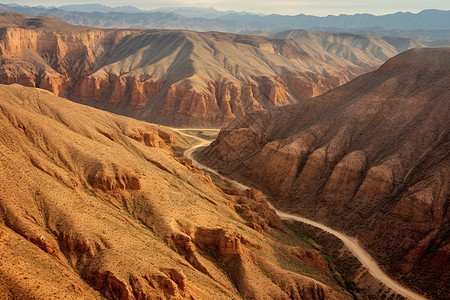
[0, 5, 448, 299]
[0, 83, 359, 299]
[199, 48, 450, 299]
[179, 128, 428, 300]
[0, 13, 424, 126]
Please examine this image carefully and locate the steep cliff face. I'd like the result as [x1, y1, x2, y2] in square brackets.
[0, 13, 421, 126]
[199, 48, 450, 299]
[0, 84, 352, 299]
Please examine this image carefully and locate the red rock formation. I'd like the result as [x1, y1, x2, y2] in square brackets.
[0, 13, 418, 126]
[200, 48, 450, 299]
[0, 84, 351, 299]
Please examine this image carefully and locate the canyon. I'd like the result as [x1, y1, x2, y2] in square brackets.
[176, 128, 428, 300]
[0, 83, 358, 299]
[199, 47, 450, 299]
[0, 8, 448, 300]
[0, 12, 423, 126]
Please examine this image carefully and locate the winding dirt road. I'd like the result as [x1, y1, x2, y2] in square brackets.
[173, 128, 428, 300]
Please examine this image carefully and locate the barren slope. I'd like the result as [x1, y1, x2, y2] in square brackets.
[0, 83, 352, 299]
[0, 13, 422, 126]
[199, 48, 450, 299]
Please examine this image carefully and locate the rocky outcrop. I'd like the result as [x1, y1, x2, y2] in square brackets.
[0, 13, 419, 126]
[0, 84, 351, 299]
[290, 247, 328, 270]
[199, 48, 450, 299]
[87, 163, 141, 192]
[85, 268, 197, 300]
[228, 188, 284, 232]
[193, 227, 243, 259]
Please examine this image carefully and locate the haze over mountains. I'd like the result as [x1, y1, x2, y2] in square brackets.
[58, 4, 147, 14]
[58, 4, 238, 19]
[0, 13, 427, 126]
[199, 48, 450, 299]
[2, 3, 450, 36]
[0, 3, 448, 300]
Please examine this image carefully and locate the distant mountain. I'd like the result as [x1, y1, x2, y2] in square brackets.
[218, 9, 450, 31]
[305, 27, 450, 47]
[0, 3, 11, 12]
[2, 5, 247, 32]
[199, 48, 450, 300]
[2, 3, 449, 36]
[150, 7, 236, 19]
[0, 14, 422, 126]
[59, 4, 146, 13]
[149, 7, 264, 19]
[58, 4, 240, 18]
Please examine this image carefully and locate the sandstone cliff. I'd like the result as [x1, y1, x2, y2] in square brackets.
[0, 84, 352, 299]
[0, 13, 422, 126]
[199, 48, 450, 299]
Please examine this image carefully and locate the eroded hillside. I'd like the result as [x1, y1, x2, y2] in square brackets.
[0, 83, 353, 299]
[0, 13, 422, 126]
[199, 48, 450, 299]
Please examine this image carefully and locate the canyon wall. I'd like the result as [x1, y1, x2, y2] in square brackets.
[199, 48, 450, 299]
[0, 13, 420, 126]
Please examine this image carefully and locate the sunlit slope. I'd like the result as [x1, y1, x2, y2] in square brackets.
[200, 48, 450, 300]
[0, 84, 351, 299]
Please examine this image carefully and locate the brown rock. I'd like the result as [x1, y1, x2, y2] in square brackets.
[87, 163, 141, 192]
[320, 150, 366, 206]
[193, 227, 242, 259]
[290, 247, 328, 270]
[200, 48, 450, 299]
[230, 188, 284, 231]
[85, 271, 131, 300]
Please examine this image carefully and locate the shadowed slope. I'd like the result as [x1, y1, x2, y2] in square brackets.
[199, 48, 450, 299]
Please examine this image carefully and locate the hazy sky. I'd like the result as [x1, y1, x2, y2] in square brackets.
[5, 0, 450, 16]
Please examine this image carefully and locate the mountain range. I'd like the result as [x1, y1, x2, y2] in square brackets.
[0, 13, 426, 126]
[58, 4, 147, 14]
[58, 4, 241, 19]
[1, 3, 450, 35]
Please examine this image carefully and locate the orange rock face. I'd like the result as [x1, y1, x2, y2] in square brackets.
[0, 14, 416, 126]
[0, 84, 352, 299]
[200, 48, 450, 299]
[193, 227, 243, 259]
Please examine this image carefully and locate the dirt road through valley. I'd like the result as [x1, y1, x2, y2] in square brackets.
[173, 127, 428, 300]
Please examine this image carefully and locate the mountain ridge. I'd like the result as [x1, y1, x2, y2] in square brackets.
[198, 47, 450, 299]
[0, 83, 353, 299]
[2, 4, 449, 33]
[59, 4, 146, 13]
[0, 13, 425, 126]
